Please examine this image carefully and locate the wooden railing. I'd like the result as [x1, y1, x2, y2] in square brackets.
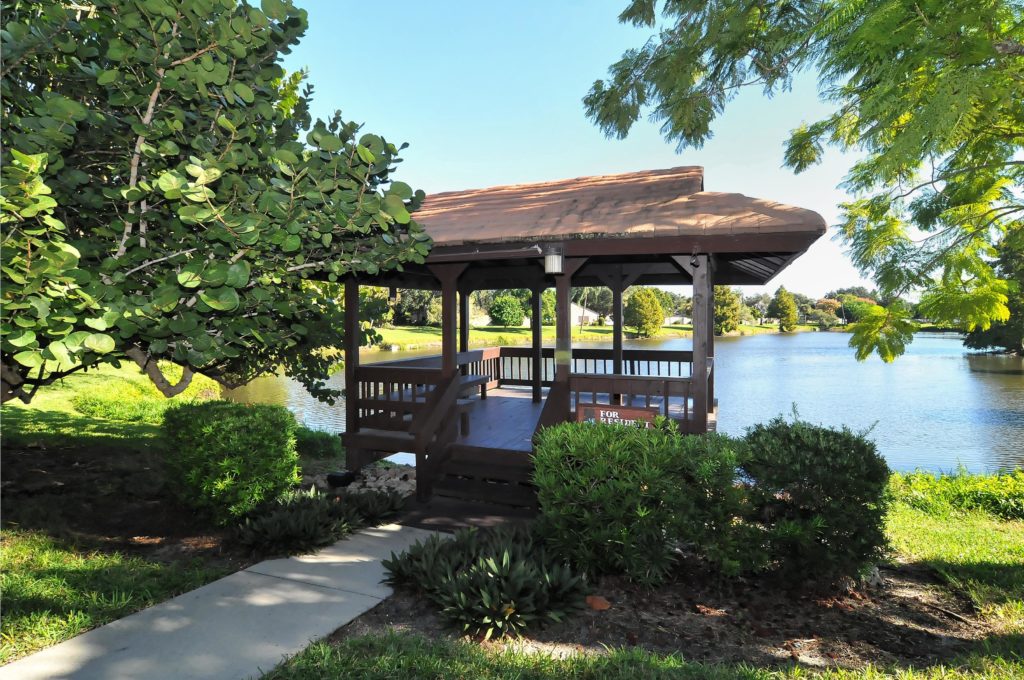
[356, 346, 713, 438]
[569, 373, 693, 421]
[498, 347, 694, 386]
[353, 365, 445, 431]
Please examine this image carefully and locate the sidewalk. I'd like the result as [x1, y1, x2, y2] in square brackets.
[0, 523, 435, 680]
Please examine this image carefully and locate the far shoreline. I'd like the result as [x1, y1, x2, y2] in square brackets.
[365, 322, 831, 354]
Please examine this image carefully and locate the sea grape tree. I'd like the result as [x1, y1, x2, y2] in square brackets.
[1, 0, 431, 403]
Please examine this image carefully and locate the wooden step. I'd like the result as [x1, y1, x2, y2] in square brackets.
[342, 428, 414, 453]
[446, 444, 532, 466]
[433, 475, 536, 509]
[439, 458, 533, 484]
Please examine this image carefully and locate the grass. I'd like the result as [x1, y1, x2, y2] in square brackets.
[267, 632, 1020, 680]
[886, 508, 1024, 637]
[1, 363, 219, 449]
[374, 324, 697, 350]
[889, 469, 1023, 520]
[886, 470, 1024, 636]
[373, 322, 826, 350]
[0, 529, 227, 663]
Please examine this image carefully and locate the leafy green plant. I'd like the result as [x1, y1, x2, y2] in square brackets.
[382, 525, 585, 639]
[533, 420, 748, 585]
[295, 427, 345, 461]
[742, 416, 891, 585]
[236, 488, 359, 554]
[340, 489, 405, 525]
[236, 488, 404, 555]
[163, 401, 300, 525]
[889, 468, 1024, 520]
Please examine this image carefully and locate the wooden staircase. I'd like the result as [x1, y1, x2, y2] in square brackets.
[432, 443, 536, 509]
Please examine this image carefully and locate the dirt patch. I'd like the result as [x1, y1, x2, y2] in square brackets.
[331, 558, 990, 670]
[1, 442, 250, 571]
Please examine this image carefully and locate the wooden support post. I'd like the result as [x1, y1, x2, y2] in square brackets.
[611, 270, 624, 376]
[429, 264, 467, 377]
[691, 254, 710, 432]
[531, 286, 543, 402]
[459, 290, 470, 354]
[343, 278, 361, 467]
[552, 259, 587, 415]
[706, 260, 715, 413]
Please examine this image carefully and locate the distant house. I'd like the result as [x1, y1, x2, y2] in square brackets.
[571, 302, 601, 326]
[664, 315, 690, 326]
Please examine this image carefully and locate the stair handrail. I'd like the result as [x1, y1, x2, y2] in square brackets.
[409, 373, 462, 450]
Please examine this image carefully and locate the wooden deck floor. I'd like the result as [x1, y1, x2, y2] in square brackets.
[460, 386, 546, 452]
[454, 384, 716, 454]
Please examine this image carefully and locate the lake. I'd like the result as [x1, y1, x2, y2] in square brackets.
[224, 332, 1024, 473]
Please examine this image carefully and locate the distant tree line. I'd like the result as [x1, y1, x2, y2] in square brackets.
[353, 278, 1023, 353]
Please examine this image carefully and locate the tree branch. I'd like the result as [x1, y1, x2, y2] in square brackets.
[116, 21, 179, 258]
[125, 346, 195, 397]
[123, 248, 197, 277]
[994, 40, 1024, 56]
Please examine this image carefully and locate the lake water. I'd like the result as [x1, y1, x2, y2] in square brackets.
[224, 332, 1024, 473]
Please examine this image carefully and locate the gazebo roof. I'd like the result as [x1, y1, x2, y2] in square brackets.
[416, 166, 826, 247]
[369, 166, 826, 289]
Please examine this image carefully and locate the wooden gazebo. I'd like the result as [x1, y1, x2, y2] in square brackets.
[341, 167, 825, 505]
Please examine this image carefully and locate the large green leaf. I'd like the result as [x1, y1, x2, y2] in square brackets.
[6, 330, 36, 347]
[199, 287, 240, 312]
[84, 333, 116, 354]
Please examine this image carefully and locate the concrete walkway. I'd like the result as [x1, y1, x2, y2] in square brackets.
[0, 523, 435, 680]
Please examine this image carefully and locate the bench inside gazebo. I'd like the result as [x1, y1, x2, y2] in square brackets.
[340, 166, 825, 506]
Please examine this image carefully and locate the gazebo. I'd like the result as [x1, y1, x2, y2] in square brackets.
[341, 166, 825, 505]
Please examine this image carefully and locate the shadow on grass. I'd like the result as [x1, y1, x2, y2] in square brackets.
[1, 404, 160, 451]
[267, 630, 1022, 680]
[0, 530, 225, 663]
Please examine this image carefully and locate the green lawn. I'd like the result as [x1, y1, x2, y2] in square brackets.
[374, 324, 698, 350]
[266, 632, 1019, 680]
[0, 530, 227, 663]
[373, 322, 825, 350]
[887, 505, 1024, 637]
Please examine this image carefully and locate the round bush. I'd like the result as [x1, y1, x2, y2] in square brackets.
[533, 421, 747, 585]
[742, 416, 891, 585]
[163, 401, 300, 525]
[487, 295, 525, 327]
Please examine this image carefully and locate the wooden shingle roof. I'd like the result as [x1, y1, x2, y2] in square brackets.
[415, 166, 826, 247]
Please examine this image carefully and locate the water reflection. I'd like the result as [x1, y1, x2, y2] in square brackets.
[224, 333, 1024, 473]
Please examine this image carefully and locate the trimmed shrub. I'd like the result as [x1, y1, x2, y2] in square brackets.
[295, 426, 345, 461]
[383, 525, 585, 639]
[533, 420, 747, 585]
[889, 468, 1024, 520]
[742, 416, 890, 584]
[163, 401, 300, 525]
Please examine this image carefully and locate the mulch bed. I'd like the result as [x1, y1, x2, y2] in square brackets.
[332, 557, 990, 670]
[1, 442, 250, 570]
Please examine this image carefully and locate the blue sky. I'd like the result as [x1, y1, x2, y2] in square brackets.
[285, 0, 874, 298]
